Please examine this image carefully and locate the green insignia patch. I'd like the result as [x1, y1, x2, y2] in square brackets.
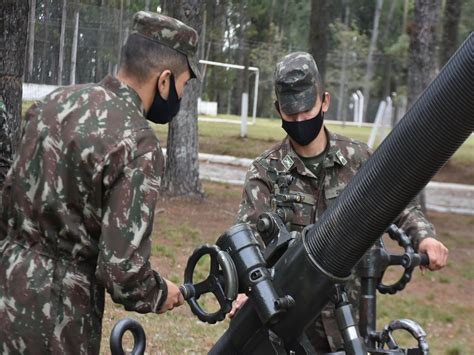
[336, 150, 347, 166]
[281, 154, 295, 171]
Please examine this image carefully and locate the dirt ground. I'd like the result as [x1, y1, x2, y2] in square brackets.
[111, 181, 473, 354]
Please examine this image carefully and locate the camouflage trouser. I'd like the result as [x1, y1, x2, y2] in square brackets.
[0, 240, 104, 354]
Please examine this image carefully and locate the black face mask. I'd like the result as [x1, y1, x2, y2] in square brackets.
[146, 74, 181, 124]
[278, 96, 325, 146]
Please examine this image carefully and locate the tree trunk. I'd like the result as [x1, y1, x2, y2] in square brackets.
[382, 0, 397, 98]
[362, 0, 384, 121]
[27, 0, 36, 83]
[408, 0, 441, 213]
[439, 0, 461, 67]
[403, 0, 409, 32]
[162, 0, 204, 196]
[234, 0, 248, 115]
[337, 0, 350, 122]
[40, 0, 50, 83]
[70, 5, 80, 85]
[96, 0, 106, 82]
[204, 0, 228, 112]
[278, 0, 289, 36]
[309, 0, 330, 82]
[0, 0, 29, 184]
[58, 0, 67, 85]
[123, 0, 131, 45]
[407, 0, 441, 108]
[269, 0, 276, 26]
[117, 0, 124, 72]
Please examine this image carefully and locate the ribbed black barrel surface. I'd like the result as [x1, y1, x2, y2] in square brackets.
[306, 33, 474, 278]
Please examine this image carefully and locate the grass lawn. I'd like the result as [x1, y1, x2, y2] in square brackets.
[22, 100, 472, 169]
[152, 115, 473, 161]
[99, 182, 474, 354]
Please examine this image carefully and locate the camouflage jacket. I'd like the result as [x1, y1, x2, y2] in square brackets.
[0, 76, 166, 354]
[0, 99, 12, 189]
[235, 129, 436, 351]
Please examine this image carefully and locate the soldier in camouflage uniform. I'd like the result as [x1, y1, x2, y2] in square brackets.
[0, 97, 12, 189]
[231, 52, 449, 352]
[0, 12, 201, 354]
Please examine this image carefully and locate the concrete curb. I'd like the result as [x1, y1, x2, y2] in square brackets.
[166, 148, 473, 190]
[162, 148, 253, 168]
[198, 152, 253, 168]
[164, 149, 474, 215]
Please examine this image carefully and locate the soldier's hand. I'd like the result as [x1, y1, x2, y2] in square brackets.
[228, 293, 248, 319]
[158, 279, 185, 313]
[418, 237, 449, 271]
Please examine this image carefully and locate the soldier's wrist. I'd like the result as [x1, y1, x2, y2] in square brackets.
[156, 275, 168, 311]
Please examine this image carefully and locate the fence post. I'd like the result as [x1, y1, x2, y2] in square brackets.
[240, 92, 248, 138]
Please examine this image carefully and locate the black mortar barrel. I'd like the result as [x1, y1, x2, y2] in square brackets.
[210, 33, 474, 354]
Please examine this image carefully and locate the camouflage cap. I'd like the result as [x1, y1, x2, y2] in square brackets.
[132, 11, 201, 80]
[274, 52, 321, 115]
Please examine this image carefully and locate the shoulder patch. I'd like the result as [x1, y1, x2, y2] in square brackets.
[336, 150, 348, 166]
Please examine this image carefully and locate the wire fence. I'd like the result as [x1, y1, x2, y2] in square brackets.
[23, 1, 404, 122]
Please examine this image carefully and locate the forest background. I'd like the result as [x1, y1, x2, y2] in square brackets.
[21, 0, 473, 122]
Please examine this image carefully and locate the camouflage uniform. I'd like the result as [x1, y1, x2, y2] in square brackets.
[0, 99, 13, 189]
[236, 52, 436, 352]
[236, 132, 435, 351]
[0, 12, 199, 354]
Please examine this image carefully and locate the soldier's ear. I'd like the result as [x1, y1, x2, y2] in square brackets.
[157, 70, 172, 100]
[321, 92, 331, 113]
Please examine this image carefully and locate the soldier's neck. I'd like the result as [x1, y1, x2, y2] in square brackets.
[291, 127, 328, 158]
[116, 70, 154, 112]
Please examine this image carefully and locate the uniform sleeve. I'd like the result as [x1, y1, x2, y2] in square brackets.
[95, 131, 167, 314]
[394, 198, 436, 250]
[235, 161, 274, 227]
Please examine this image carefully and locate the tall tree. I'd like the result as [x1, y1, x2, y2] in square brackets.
[381, 0, 397, 98]
[40, 0, 51, 83]
[233, 0, 249, 115]
[26, 0, 36, 82]
[95, 0, 107, 82]
[408, 0, 441, 212]
[407, 0, 441, 108]
[70, 3, 80, 85]
[162, 0, 204, 196]
[362, 0, 384, 121]
[439, 0, 462, 67]
[309, 0, 330, 82]
[336, 0, 350, 122]
[116, 0, 124, 73]
[58, 0, 67, 85]
[0, 0, 29, 160]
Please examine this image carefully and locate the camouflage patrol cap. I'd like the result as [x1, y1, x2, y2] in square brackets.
[132, 11, 201, 80]
[274, 52, 321, 115]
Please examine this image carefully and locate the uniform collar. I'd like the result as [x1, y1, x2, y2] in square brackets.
[99, 75, 143, 113]
[280, 128, 348, 177]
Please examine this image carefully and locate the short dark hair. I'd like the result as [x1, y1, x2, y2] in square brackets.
[119, 34, 189, 82]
